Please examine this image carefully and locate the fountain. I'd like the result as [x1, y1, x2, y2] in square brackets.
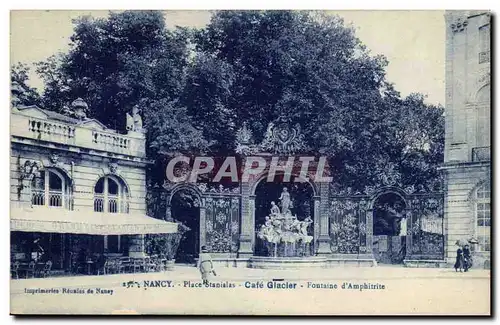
[249, 187, 327, 269]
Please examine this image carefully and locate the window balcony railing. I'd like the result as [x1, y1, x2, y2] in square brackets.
[31, 189, 72, 209]
[94, 194, 128, 213]
[479, 51, 490, 64]
[31, 189, 45, 206]
[108, 195, 119, 213]
[94, 194, 105, 212]
[48, 190, 63, 207]
[472, 146, 490, 162]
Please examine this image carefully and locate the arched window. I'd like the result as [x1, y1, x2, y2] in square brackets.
[31, 169, 72, 209]
[93, 176, 129, 213]
[93, 175, 129, 254]
[475, 182, 490, 252]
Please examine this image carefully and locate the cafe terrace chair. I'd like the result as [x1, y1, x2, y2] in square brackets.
[97, 259, 108, 275]
[11, 261, 20, 279]
[39, 261, 53, 278]
[24, 260, 36, 279]
[132, 258, 143, 273]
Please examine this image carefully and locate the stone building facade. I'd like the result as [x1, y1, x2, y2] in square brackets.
[441, 11, 491, 268]
[10, 95, 176, 272]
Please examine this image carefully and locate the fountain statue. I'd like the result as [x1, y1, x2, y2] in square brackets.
[257, 187, 313, 257]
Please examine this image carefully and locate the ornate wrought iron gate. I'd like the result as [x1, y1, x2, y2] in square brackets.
[328, 187, 444, 261]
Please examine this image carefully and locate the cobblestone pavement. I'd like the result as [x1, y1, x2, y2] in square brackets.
[11, 266, 491, 315]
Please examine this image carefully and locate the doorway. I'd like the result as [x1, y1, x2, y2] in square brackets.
[372, 192, 407, 264]
[171, 188, 200, 264]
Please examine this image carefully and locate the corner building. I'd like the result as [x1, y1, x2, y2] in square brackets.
[441, 11, 491, 268]
[10, 96, 176, 273]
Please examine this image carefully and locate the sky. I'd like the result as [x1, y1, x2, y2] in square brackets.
[10, 10, 446, 105]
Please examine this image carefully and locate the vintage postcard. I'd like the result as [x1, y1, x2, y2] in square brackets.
[9, 9, 491, 315]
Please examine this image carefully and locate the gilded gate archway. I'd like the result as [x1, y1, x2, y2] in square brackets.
[328, 185, 444, 263]
[167, 185, 203, 263]
[165, 183, 241, 258]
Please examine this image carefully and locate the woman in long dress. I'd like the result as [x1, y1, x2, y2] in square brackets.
[454, 245, 464, 272]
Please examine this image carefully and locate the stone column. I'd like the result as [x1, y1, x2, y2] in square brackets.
[359, 209, 376, 260]
[238, 182, 254, 257]
[404, 201, 414, 261]
[317, 183, 331, 255]
[128, 234, 147, 258]
[199, 206, 206, 250]
[165, 205, 172, 221]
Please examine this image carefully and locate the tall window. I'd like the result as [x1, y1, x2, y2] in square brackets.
[479, 24, 490, 63]
[475, 182, 490, 252]
[93, 176, 129, 213]
[476, 85, 490, 148]
[94, 176, 129, 255]
[31, 170, 71, 208]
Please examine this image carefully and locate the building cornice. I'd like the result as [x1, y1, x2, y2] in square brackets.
[438, 161, 491, 171]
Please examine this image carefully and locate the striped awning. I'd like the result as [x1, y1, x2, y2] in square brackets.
[10, 206, 178, 235]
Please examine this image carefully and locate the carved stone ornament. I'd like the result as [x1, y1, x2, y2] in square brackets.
[20, 160, 42, 181]
[71, 98, 89, 120]
[49, 153, 59, 165]
[109, 162, 119, 174]
[259, 122, 306, 155]
[235, 122, 258, 155]
[477, 71, 491, 85]
[450, 16, 468, 33]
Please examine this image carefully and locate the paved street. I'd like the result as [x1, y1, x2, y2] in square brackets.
[11, 266, 490, 315]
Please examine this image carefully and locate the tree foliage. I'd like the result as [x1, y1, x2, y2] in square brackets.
[11, 10, 444, 192]
[11, 63, 40, 106]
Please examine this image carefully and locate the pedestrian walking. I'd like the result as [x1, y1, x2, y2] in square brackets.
[454, 241, 465, 272]
[463, 244, 472, 272]
[197, 246, 216, 285]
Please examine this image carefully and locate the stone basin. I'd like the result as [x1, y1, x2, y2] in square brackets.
[248, 256, 328, 270]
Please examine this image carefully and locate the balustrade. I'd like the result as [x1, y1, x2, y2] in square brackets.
[13, 113, 145, 157]
[92, 131, 129, 151]
[28, 118, 75, 140]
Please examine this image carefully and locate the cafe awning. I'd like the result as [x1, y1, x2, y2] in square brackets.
[10, 207, 178, 235]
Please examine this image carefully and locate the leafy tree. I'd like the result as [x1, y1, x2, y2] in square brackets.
[35, 11, 191, 130]
[187, 10, 443, 191]
[16, 10, 444, 193]
[190, 11, 388, 157]
[10, 63, 40, 106]
[30, 11, 207, 166]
